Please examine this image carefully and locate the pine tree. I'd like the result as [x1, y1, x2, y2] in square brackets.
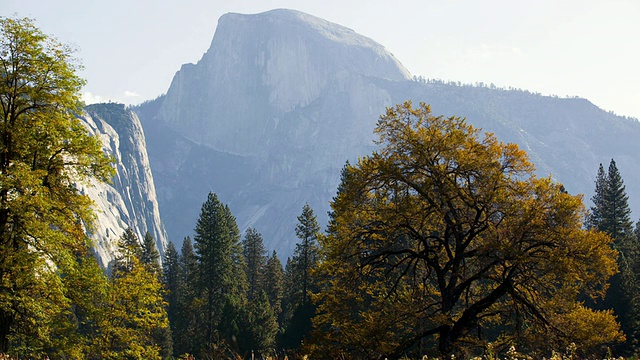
[240, 290, 279, 356]
[588, 163, 607, 230]
[141, 231, 162, 276]
[264, 251, 285, 324]
[603, 160, 633, 240]
[112, 228, 142, 276]
[589, 160, 638, 354]
[281, 204, 321, 351]
[589, 160, 632, 241]
[180, 236, 199, 294]
[243, 227, 267, 302]
[173, 237, 200, 356]
[162, 241, 180, 356]
[294, 204, 321, 307]
[239, 229, 283, 356]
[163, 241, 180, 320]
[193, 193, 246, 352]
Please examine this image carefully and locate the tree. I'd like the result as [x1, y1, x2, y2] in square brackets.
[310, 102, 622, 358]
[193, 192, 246, 353]
[162, 241, 180, 334]
[239, 228, 282, 355]
[242, 227, 267, 302]
[587, 163, 607, 230]
[588, 160, 633, 241]
[53, 249, 111, 359]
[281, 204, 321, 351]
[112, 228, 142, 276]
[101, 230, 171, 359]
[98, 256, 169, 359]
[141, 231, 162, 276]
[172, 237, 200, 357]
[603, 160, 633, 240]
[239, 290, 279, 357]
[0, 17, 113, 353]
[296, 204, 321, 307]
[588, 160, 637, 353]
[287, 204, 321, 309]
[264, 251, 284, 324]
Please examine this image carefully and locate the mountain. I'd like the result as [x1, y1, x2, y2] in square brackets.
[78, 103, 168, 268]
[136, 9, 640, 258]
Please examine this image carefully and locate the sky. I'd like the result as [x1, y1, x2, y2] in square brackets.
[5, 0, 640, 119]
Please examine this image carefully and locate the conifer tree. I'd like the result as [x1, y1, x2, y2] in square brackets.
[294, 204, 321, 307]
[239, 229, 283, 355]
[180, 236, 199, 294]
[240, 290, 279, 356]
[162, 241, 180, 355]
[193, 192, 247, 352]
[172, 237, 200, 356]
[588, 163, 607, 230]
[141, 231, 162, 276]
[243, 227, 268, 302]
[264, 251, 285, 323]
[163, 241, 180, 317]
[603, 160, 633, 240]
[281, 204, 321, 350]
[112, 228, 142, 276]
[587, 160, 639, 354]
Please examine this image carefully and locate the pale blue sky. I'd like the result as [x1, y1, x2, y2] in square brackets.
[5, 0, 640, 119]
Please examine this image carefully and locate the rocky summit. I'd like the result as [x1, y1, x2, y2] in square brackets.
[130, 9, 640, 258]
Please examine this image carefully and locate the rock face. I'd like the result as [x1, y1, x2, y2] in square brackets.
[158, 9, 410, 157]
[136, 9, 640, 258]
[78, 103, 168, 268]
[138, 9, 411, 256]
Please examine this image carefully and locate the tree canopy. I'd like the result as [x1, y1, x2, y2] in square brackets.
[311, 101, 622, 358]
[0, 16, 113, 353]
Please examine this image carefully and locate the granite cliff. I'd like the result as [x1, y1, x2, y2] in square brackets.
[78, 103, 168, 267]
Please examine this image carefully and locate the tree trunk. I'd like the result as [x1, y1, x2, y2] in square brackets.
[0, 309, 12, 354]
[438, 325, 453, 357]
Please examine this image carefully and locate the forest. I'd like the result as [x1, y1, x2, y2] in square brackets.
[2, 15, 640, 360]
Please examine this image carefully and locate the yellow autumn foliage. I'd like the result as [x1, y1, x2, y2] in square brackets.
[309, 101, 622, 358]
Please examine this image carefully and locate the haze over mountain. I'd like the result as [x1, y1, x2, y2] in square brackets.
[78, 104, 168, 267]
[134, 9, 640, 257]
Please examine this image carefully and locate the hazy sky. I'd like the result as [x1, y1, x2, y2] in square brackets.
[6, 0, 640, 119]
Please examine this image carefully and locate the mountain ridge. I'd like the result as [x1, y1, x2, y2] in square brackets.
[136, 9, 640, 258]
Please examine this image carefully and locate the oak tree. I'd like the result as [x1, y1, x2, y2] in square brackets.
[311, 102, 622, 358]
[0, 17, 113, 353]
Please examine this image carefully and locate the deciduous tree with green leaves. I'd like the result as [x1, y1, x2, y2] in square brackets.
[310, 102, 622, 358]
[0, 16, 113, 353]
[98, 230, 170, 359]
